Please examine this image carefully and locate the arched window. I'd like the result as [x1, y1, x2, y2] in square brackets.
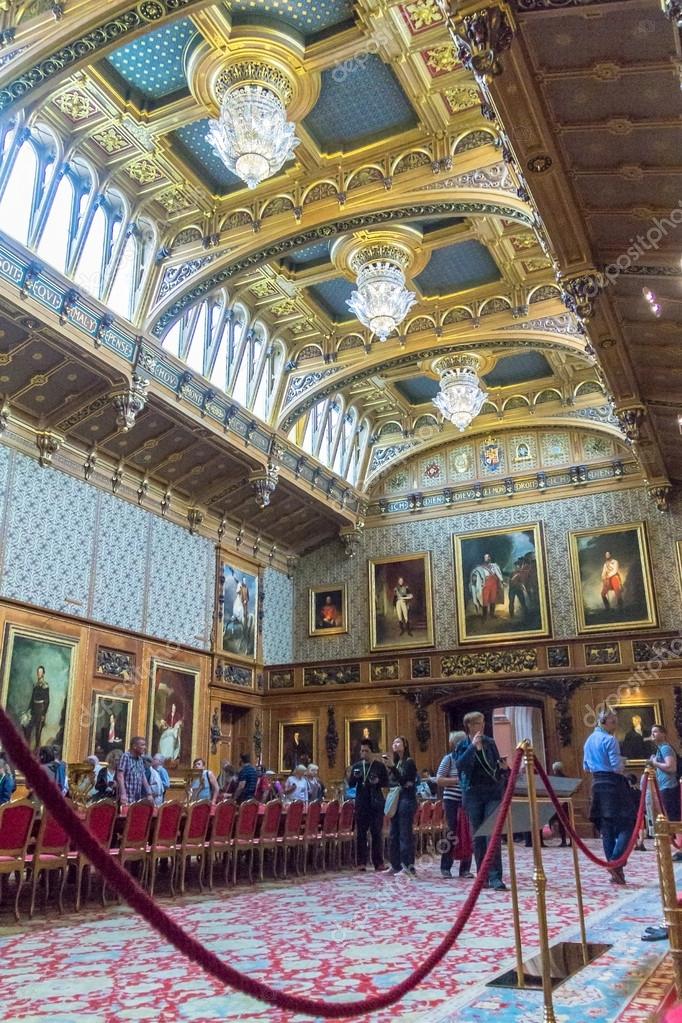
[35, 171, 74, 273]
[333, 408, 356, 477]
[185, 301, 208, 374]
[231, 322, 266, 408]
[251, 340, 284, 422]
[0, 140, 38, 245]
[74, 203, 107, 298]
[162, 319, 181, 359]
[107, 231, 137, 319]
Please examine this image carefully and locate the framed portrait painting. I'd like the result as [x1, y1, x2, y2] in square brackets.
[309, 585, 347, 637]
[568, 522, 658, 634]
[613, 701, 662, 765]
[278, 722, 316, 774]
[90, 693, 132, 759]
[453, 524, 551, 645]
[147, 660, 200, 775]
[346, 717, 387, 766]
[219, 557, 259, 662]
[369, 552, 434, 652]
[0, 625, 78, 757]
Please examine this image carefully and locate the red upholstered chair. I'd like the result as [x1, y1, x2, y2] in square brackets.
[278, 799, 305, 879]
[147, 801, 183, 897]
[0, 799, 36, 921]
[337, 799, 355, 869]
[253, 800, 282, 882]
[300, 800, 322, 875]
[69, 799, 117, 910]
[27, 811, 71, 917]
[319, 799, 340, 872]
[232, 799, 259, 885]
[105, 800, 154, 901]
[206, 799, 237, 890]
[175, 799, 211, 895]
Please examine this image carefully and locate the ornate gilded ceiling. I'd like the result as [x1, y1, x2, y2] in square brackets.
[0, 0, 672, 554]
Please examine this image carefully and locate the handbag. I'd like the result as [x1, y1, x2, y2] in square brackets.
[384, 786, 400, 818]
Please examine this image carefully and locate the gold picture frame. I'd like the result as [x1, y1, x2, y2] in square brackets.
[368, 551, 434, 652]
[568, 522, 658, 635]
[147, 659, 201, 778]
[345, 716, 388, 766]
[278, 721, 317, 774]
[612, 699, 663, 766]
[217, 551, 260, 664]
[308, 584, 348, 637]
[0, 624, 79, 760]
[453, 523, 551, 645]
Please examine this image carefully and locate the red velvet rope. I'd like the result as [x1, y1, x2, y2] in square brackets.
[0, 706, 522, 1018]
[534, 759, 647, 871]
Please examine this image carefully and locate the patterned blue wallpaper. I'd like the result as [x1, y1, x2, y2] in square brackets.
[0, 447, 215, 650]
[262, 566, 294, 664]
[293, 487, 682, 662]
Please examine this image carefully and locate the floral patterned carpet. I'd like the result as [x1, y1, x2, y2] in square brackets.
[0, 841, 674, 1023]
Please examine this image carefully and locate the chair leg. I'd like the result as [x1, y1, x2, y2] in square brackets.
[57, 868, 66, 915]
[148, 857, 157, 897]
[13, 870, 23, 922]
[197, 853, 204, 894]
[259, 847, 265, 883]
[247, 848, 254, 884]
[29, 868, 39, 919]
[75, 863, 84, 912]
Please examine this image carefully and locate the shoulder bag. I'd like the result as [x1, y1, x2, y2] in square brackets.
[384, 786, 400, 817]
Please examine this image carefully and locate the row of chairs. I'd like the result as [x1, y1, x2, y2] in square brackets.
[0, 797, 356, 920]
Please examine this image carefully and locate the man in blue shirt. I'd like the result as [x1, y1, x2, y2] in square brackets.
[583, 709, 636, 885]
[455, 711, 506, 891]
[648, 724, 680, 821]
[234, 752, 258, 803]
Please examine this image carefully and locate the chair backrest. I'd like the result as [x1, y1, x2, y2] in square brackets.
[431, 800, 444, 827]
[322, 799, 340, 836]
[339, 799, 355, 833]
[121, 800, 154, 848]
[413, 804, 423, 829]
[184, 800, 211, 843]
[0, 799, 35, 856]
[235, 799, 259, 841]
[284, 799, 305, 838]
[153, 800, 183, 846]
[259, 800, 282, 841]
[211, 799, 236, 843]
[304, 800, 321, 838]
[421, 801, 433, 827]
[84, 799, 117, 848]
[36, 811, 70, 855]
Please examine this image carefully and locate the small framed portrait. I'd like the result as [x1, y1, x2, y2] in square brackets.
[90, 693, 132, 759]
[308, 585, 348, 637]
[148, 660, 201, 776]
[0, 625, 79, 757]
[453, 524, 551, 645]
[368, 552, 434, 651]
[278, 722, 316, 774]
[218, 556, 259, 662]
[568, 522, 658, 634]
[613, 701, 662, 765]
[346, 717, 387, 766]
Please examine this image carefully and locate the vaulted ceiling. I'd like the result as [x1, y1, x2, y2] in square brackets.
[0, 0, 674, 549]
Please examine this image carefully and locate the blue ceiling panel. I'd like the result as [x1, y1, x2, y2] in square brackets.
[303, 54, 418, 153]
[415, 240, 501, 297]
[228, 0, 354, 39]
[394, 376, 440, 406]
[171, 120, 243, 194]
[308, 278, 356, 320]
[285, 241, 332, 266]
[483, 352, 553, 388]
[106, 19, 197, 101]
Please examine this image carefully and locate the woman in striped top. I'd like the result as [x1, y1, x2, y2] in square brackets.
[436, 730, 474, 880]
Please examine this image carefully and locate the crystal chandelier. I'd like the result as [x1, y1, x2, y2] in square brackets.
[347, 247, 416, 342]
[432, 355, 488, 432]
[207, 66, 299, 190]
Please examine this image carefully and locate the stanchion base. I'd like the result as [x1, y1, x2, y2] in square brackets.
[487, 942, 612, 991]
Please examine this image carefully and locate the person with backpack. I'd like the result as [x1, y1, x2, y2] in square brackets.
[648, 723, 681, 821]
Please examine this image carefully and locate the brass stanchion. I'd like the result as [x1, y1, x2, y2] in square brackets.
[506, 804, 525, 988]
[655, 812, 682, 997]
[567, 799, 588, 964]
[522, 741, 557, 1023]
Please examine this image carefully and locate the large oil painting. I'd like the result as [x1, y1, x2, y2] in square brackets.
[279, 722, 316, 774]
[569, 522, 658, 634]
[309, 585, 347, 637]
[453, 524, 551, 644]
[368, 552, 434, 652]
[148, 660, 200, 775]
[613, 701, 662, 765]
[0, 625, 78, 757]
[91, 693, 132, 759]
[346, 717, 387, 766]
[219, 558, 259, 662]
